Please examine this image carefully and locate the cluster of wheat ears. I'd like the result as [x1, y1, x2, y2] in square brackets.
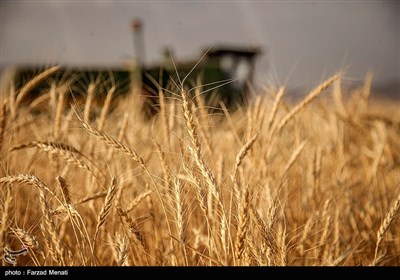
[0, 66, 399, 266]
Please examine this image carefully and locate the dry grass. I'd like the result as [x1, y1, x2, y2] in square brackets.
[0, 68, 399, 266]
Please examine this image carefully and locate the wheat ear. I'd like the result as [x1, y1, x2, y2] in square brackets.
[84, 83, 95, 123]
[0, 185, 12, 265]
[126, 190, 152, 213]
[0, 102, 6, 152]
[39, 190, 66, 265]
[0, 174, 62, 204]
[116, 205, 144, 247]
[77, 111, 173, 237]
[116, 233, 129, 266]
[12, 227, 42, 252]
[282, 139, 308, 175]
[94, 178, 118, 244]
[233, 133, 259, 179]
[77, 114, 144, 165]
[266, 87, 285, 133]
[98, 85, 115, 131]
[235, 186, 250, 262]
[53, 84, 66, 140]
[181, 89, 220, 202]
[173, 178, 188, 264]
[10, 141, 95, 177]
[372, 188, 400, 265]
[15, 66, 60, 110]
[57, 176, 71, 205]
[275, 74, 339, 134]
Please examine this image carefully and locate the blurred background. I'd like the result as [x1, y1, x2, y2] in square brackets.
[0, 0, 399, 96]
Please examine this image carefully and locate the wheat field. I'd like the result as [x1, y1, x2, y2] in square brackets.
[0, 68, 399, 266]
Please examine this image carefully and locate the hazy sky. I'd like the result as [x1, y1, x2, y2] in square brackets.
[1, 0, 399, 89]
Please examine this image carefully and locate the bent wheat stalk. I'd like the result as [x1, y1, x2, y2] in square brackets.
[10, 141, 98, 178]
[15, 66, 60, 111]
[0, 174, 62, 205]
[275, 74, 339, 135]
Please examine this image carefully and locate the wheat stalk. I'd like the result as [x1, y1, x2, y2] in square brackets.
[53, 84, 66, 140]
[126, 190, 152, 213]
[94, 177, 118, 244]
[39, 189, 66, 265]
[232, 133, 259, 179]
[10, 141, 95, 177]
[77, 111, 173, 237]
[57, 176, 71, 205]
[181, 89, 220, 203]
[75, 191, 107, 205]
[14, 66, 60, 111]
[98, 86, 115, 131]
[373, 188, 400, 265]
[0, 174, 61, 204]
[362, 72, 373, 111]
[78, 114, 144, 165]
[116, 233, 129, 266]
[235, 186, 249, 261]
[332, 77, 348, 120]
[9, 83, 16, 118]
[266, 87, 285, 133]
[116, 205, 144, 248]
[106, 111, 129, 161]
[173, 178, 188, 265]
[84, 83, 95, 123]
[0, 185, 12, 265]
[275, 74, 339, 134]
[0, 102, 6, 152]
[159, 90, 171, 147]
[283, 139, 308, 175]
[155, 142, 172, 190]
[12, 227, 42, 252]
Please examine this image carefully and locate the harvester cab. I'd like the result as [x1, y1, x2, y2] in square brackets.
[132, 18, 262, 117]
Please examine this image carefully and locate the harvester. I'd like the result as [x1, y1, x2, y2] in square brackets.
[7, 19, 262, 117]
